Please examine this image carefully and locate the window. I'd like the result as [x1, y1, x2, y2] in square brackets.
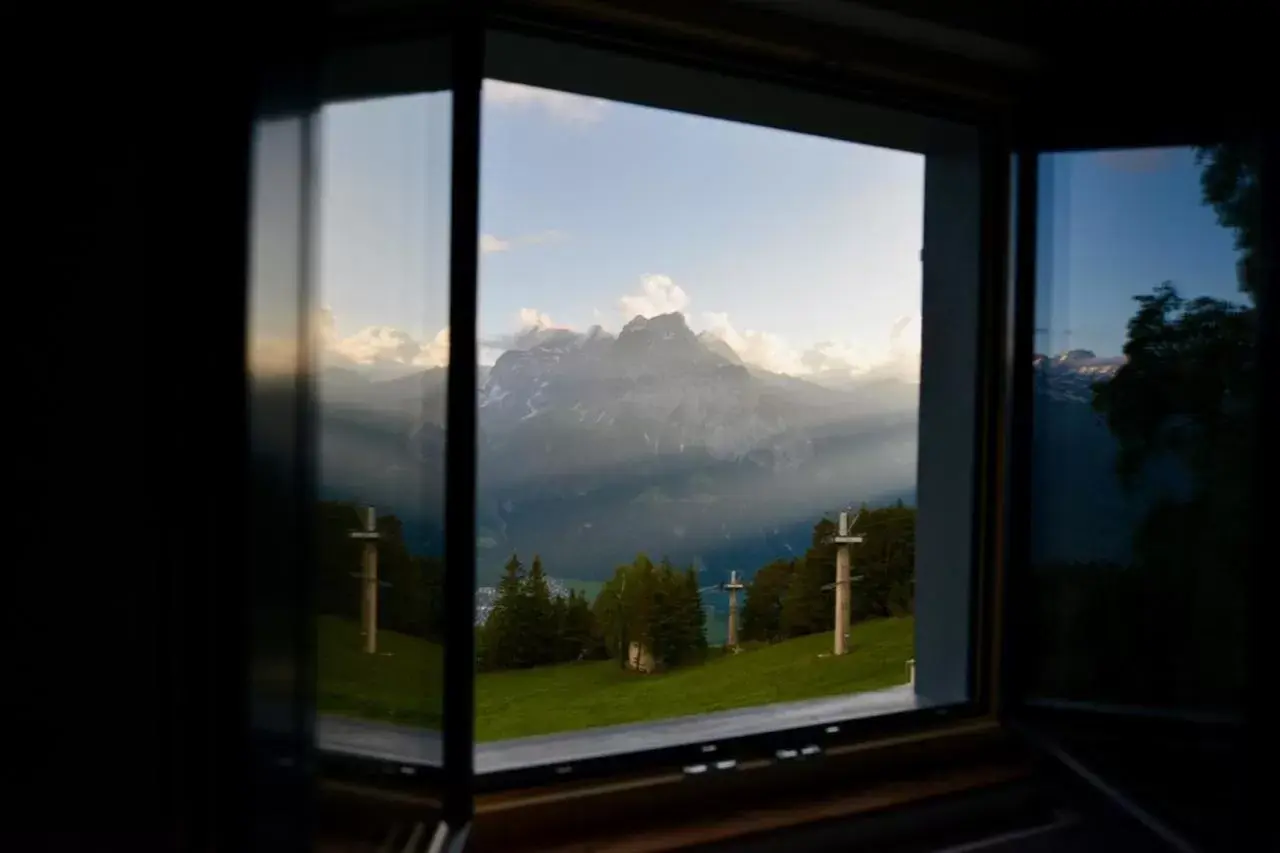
[472, 80, 927, 752]
[468, 35, 989, 778]
[256, 39, 459, 775]
[148, 3, 1273, 850]
[1023, 144, 1257, 715]
[259, 28, 998, 790]
[311, 91, 452, 766]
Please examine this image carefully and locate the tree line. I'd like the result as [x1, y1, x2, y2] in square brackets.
[740, 503, 915, 643]
[477, 552, 708, 672]
[316, 501, 445, 643]
[477, 554, 598, 670]
[315, 499, 917, 673]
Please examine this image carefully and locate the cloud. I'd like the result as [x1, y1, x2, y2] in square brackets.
[328, 324, 451, 369]
[480, 234, 510, 254]
[480, 307, 573, 353]
[619, 274, 691, 319]
[701, 308, 922, 383]
[317, 280, 921, 386]
[484, 80, 608, 124]
[702, 312, 808, 376]
[611, 274, 918, 381]
[518, 307, 555, 328]
[799, 340, 876, 375]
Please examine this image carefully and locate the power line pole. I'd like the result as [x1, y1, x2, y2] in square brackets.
[349, 506, 381, 654]
[831, 511, 864, 656]
[724, 570, 745, 649]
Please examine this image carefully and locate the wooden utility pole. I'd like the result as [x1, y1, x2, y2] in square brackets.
[349, 506, 381, 654]
[831, 511, 864, 656]
[724, 570, 745, 648]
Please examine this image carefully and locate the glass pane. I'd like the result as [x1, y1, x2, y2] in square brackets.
[312, 92, 451, 764]
[1029, 144, 1257, 712]
[474, 79, 927, 758]
[246, 114, 312, 759]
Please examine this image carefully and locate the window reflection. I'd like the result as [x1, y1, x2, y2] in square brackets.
[312, 93, 451, 760]
[1029, 144, 1257, 711]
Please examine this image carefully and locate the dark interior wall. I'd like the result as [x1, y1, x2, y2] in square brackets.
[476, 1, 1270, 147]
[30, 1, 1266, 849]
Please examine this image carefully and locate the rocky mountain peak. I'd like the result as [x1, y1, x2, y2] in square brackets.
[619, 311, 695, 339]
[696, 331, 744, 366]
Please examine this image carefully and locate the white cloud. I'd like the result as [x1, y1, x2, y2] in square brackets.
[317, 282, 920, 386]
[479, 307, 571, 352]
[518, 307, 555, 328]
[702, 312, 807, 376]
[484, 80, 608, 124]
[480, 233, 510, 254]
[701, 308, 922, 383]
[619, 274, 691, 319]
[416, 328, 451, 367]
[328, 324, 451, 369]
[314, 305, 338, 346]
[612, 274, 917, 381]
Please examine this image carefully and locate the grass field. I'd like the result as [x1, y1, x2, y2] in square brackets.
[317, 615, 914, 741]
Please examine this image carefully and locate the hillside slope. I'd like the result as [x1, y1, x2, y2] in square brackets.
[317, 615, 914, 741]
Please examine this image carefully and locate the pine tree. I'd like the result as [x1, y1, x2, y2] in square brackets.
[485, 553, 524, 669]
[564, 590, 596, 660]
[593, 565, 631, 668]
[522, 555, 556, 666]
[313, 502, 446, 644]
[680, 567, 707, 660]
[839, 505, 917, 621]
[741, 559, 794, 642]
[549, 593, 570, 662]
[627, 554, 658, 666]
[780, 519, 837, 637]
[649, 560, 679, 668]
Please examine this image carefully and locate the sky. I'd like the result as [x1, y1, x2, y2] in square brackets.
[1035, 146, 1244, 357]
[312, 82, 1246, 379]
[317, 82, 924, 380]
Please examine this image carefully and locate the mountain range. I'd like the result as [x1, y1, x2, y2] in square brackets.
[316, 316, 1158, 583]
[318, 312, 917, 583]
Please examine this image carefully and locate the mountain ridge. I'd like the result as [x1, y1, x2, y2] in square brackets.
[317, 318, 1145, 581]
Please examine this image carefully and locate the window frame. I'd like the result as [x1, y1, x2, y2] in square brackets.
[293, 6, 1020, 826]
[1000, 127, 1266, 718]
[997, 119, 1274, 851]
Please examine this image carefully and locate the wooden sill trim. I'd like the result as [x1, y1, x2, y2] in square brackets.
[469, 719, 1020, 850]
[479, 718, 1001, 813]
[528, 761, 1027, 853]
[316, 719, 1022, 851]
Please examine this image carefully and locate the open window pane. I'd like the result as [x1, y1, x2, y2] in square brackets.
[464, 27, 987, 769]
[474, 79, 923, 744]
[297, 30, 986, 779]
[1026, 144, 1257, 714]
[311, 89, 452, 766]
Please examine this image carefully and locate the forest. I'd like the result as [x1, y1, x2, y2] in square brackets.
[315, 499, 917, 674]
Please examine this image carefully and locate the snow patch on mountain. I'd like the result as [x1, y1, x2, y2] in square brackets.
[1034, 349, 1125, 403]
